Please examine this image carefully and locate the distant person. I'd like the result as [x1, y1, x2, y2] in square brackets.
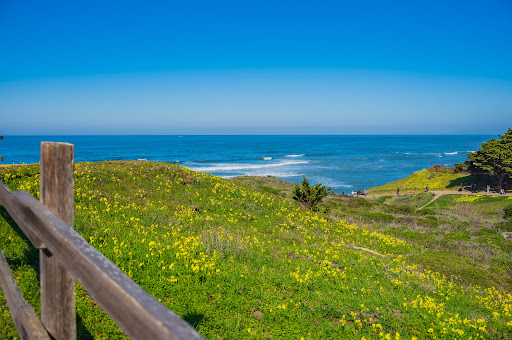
[500, 186, 504, 195]
[486, 184, 490, 193]
[426, 184, 429, 192]
[397, 187, 400, 196]
[459, 184, 463, 192]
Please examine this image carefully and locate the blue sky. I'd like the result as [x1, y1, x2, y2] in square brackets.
[0, 0, 511, 135]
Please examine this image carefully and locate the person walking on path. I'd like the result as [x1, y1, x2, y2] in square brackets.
[426, 184, 429, 192]
[459, 184, 463, 192]
[487, 184, 490, 193]
[397, 187, 400, 196]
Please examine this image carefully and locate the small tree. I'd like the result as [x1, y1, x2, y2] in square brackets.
[458, 128, 512, 185]
[292, 176, 330, 211]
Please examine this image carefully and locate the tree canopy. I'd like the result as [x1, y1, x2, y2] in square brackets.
[460, 128, 512, 185]
[291, 176, 330, 211]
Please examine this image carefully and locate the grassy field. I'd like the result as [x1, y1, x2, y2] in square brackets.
[1, 162, 512, 339]
[368, 167, 484, 194]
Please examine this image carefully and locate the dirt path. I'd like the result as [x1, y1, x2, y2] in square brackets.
[364, 189, 511, 209]
[367, 189, 511, 198]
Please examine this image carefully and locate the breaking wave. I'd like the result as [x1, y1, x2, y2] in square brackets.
[192, 160, 309, 172]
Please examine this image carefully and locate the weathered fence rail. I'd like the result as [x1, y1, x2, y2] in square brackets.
[0, 247, 49, 340]
[0, 142, 205, 340]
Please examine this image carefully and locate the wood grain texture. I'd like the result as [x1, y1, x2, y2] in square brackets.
[0, 248, 26, 320]
[39, 142, 76, 340]
[15, 304, 51, 340]
[0, 249, 50, 340]
[0, 181, 44, 248]
[11, 191, 205, 340]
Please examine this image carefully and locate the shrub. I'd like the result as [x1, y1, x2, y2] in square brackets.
[416, 208, 437, 216]
[291, 176, 330, 211]
[385, 205, 414, 215]
[504, 204, 512, 219]
[496, 220, 512, 232]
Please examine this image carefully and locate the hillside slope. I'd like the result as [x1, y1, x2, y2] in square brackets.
[369, 167, 482, 194]
[0, 161, 511, 339]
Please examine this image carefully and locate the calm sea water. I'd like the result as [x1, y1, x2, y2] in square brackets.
[0, 135, 493, 193]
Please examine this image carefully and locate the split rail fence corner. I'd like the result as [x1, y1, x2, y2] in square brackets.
[0, 142, 205, 340]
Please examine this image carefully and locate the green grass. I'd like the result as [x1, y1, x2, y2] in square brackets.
[369, 168, 480, 194]
[426, 194, 512, 213]
[384, 193, 435, 209]
[1, 162, 512, 339]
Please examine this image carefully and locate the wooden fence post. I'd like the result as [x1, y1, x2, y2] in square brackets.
[40, 142, 76, 340]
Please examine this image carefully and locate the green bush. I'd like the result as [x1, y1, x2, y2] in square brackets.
[291, 176, 330, 211]
[476, 228, 500, 237]
[385, 205, 414, 215]
[504, 204, 512, 219]
[416, 208, 436, 216]
[496, 220, 512, 232]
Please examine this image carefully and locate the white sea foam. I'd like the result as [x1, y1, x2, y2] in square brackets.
[262, 157, 272, 161]
[444, 152, 458, 155]
[192, 160, 308, 172]
[248, 172, 302, 178]
[284, 154, 305, 158]
[221, 172, 302, 179]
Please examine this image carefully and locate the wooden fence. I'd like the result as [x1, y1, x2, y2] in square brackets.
[0, 142, 205, 340]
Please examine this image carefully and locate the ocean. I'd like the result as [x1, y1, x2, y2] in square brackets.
[0, 135, 493, 194]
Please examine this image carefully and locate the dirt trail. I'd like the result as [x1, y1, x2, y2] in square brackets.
[365, 189, 511, 209]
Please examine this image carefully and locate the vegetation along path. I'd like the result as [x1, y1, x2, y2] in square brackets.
[366, 189, 512, 210]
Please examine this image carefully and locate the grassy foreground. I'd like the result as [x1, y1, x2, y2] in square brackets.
[1, 161, 512, 339]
